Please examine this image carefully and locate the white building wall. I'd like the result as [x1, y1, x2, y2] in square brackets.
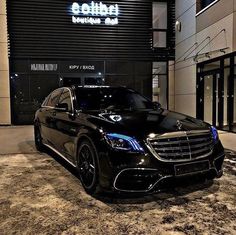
[168, 61, 175, 111]
[0, 0, 11, 124]
[196, 13, 233, 63]
[175, 0, 197, 117]
[175, 0, 235, 118]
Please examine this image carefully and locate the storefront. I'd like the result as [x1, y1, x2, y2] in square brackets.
[7, 0, 175, 124]
[197, 52, 236, 133]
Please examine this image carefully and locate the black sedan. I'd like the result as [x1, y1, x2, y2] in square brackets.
[34, 86, 225, 195]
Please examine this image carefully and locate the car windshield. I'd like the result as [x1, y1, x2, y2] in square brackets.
[75, 87, 156, 111]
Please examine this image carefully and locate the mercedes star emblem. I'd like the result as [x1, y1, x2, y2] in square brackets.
[176, 120, 183, 130]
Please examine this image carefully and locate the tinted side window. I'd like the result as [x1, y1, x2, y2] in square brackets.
[58, 89, 72, 112]
[47, 89, 62, 107]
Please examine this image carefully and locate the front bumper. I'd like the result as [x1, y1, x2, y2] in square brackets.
[113, 154, 224, 193]
[98, 141, 225, 193]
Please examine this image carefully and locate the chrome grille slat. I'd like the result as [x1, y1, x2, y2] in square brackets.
[155, 146, 191, 151]
[156, 146, 211, 157]
[147, 131, 213, 162]
[154, 140, 213, 151]
[151, 137, 212, 146]
[158, 152, 190, 157]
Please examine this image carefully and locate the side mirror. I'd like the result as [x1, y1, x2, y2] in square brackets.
[153, 102, 161, 110]
[55, 103, 68, 112]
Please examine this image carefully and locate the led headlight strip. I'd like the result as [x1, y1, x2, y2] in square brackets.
[210, 126, 218, 142]
[106, 133, 144, 153]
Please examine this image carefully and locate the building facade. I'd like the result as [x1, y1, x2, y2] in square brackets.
[0, 0, 175, 124]
[175, 0, 236, 133]
[0, 0, 10, 125]
[2, 0, 235, 133]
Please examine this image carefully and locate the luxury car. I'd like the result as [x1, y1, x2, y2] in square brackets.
[34, 86, 225, 194]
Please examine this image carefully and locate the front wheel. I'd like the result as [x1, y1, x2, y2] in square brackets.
[34, 125, 44, 152]
[77, 139, 100, 195]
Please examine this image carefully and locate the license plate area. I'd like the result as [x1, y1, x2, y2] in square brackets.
[174, 160, 210, 176]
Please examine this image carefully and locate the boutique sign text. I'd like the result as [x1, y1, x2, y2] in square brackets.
[71, 1, 119, 25]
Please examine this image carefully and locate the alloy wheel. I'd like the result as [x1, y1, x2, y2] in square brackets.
[78, 144, 96, 189]
[34, 125, 44, 151]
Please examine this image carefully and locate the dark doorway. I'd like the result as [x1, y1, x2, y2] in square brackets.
[10, 73, 60, 124]
[62, 74, 104, 86]
[63, 77, 82, 86]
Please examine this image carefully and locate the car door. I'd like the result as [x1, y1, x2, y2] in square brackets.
[51, 88, 78, 164]
[43, 88, 63, 146]
[40, 88, 63, 145]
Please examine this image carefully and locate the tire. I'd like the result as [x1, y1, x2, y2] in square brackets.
[34, 125, 44, 152]
[77, 139, 100, 195]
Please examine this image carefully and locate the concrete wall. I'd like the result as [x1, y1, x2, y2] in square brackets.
[196, 0, 234, 32]
[233, 0, 236, 51]
[168, 61, 175, 111]
[0, 0, 11, 124]
[196, 14, 233, 64]
[196, 0, 234, 62]
[175, 0, 235, 118]
[175, 0, 197, 117]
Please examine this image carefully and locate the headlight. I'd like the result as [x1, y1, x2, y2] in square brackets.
[105, 133, 144, 153]
[210, 126, 218, 142]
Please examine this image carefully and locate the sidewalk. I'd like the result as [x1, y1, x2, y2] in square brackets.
[0, 126, 235, 155]
[0, 125, 36, 155]
[219, 131, 236, 152]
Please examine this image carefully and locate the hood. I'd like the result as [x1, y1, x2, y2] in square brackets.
[86, 109, 210, 139]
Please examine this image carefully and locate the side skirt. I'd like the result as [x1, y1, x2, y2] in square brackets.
[43, 143, 77, 168]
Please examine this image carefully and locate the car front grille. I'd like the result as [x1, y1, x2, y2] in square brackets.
[147, 130, 214, 162]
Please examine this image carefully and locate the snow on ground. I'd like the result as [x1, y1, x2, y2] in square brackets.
[0, 150, 236, 235]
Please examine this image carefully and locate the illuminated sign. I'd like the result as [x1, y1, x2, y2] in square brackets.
[60, 61, 104, 73]
[31, 64, 58, 71]
[71, 1, 119, 25]
[69, 64, 95, 71]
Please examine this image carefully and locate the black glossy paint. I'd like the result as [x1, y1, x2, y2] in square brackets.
[34, 86, 225, 193]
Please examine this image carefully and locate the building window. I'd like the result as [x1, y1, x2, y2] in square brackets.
[152, 62, 168, 108]
[196, 0, 219, 14]
[152, 2, 167, 48]
[153, 32, 166, 48]
[197, 53, 236, 133]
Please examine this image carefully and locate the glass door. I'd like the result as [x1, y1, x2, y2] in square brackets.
[62, 74, 104, 86]
[233, 76, 236, 131]
[203, 74, 214, 125]
[63, 77, 82, 86]
[197, 56, 235, 133]
[203, 73, 222, 126]
[197, 70, 224, 127]
[228, 74, 236, 132]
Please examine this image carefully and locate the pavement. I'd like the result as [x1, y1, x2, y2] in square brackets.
[0, 126, 235, 154]
[218, 130, 236, 152]
[0, 126, 36, 155]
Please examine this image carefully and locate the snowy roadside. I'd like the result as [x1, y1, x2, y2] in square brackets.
[0, 150, 235, 235]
